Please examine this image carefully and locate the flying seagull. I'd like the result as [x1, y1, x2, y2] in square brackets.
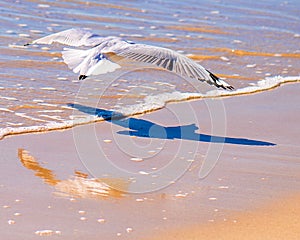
[25, 28, 233, 90]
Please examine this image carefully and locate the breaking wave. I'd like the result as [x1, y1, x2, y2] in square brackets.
[0, 75, 299, 140]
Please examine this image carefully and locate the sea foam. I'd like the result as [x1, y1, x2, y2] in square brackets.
[0, 76, 299, 140]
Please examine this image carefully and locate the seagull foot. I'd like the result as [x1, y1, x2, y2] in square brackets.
[79, 75, 87, 80]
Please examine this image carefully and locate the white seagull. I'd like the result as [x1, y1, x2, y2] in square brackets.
[25, 28, 233, 90]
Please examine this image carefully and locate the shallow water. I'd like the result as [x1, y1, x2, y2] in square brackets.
[0, 0, 299, 138]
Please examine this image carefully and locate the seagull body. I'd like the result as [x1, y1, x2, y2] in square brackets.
[26, 28, 233, 90]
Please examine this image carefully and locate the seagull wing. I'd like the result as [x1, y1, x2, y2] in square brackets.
[29, 28, 104, 47]
[113, 43, 233, 90]
[27, 29, 121, 79]
[26, 28, 233, 89]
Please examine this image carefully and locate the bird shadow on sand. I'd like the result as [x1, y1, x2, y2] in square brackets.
[68, 103, 275, 146]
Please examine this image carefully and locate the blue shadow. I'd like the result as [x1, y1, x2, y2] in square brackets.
[68, 103, 275, 146]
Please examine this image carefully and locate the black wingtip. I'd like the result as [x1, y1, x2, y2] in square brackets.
[79, 75, 87, 80]
[217, 84, 234, 90]
[206, 69, 234, 91]
[24, 43, 30, 46]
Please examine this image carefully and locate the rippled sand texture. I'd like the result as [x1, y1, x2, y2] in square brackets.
[1, 0, 300, 137]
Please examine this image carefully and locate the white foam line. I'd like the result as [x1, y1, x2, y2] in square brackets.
[0, 108, 14, 113]
[140, 86, 157, 90]
[205, 75, 300, 98]
[96, 75, 300, 118]
[38, 103, 58, 107]
[33, 99, 44, 103]
[154, 81, 176, 87]
[6, 122, 24, 126]
[0, 96, 18, 101]
[0, 76, 299, 140]
[0, 116, 99, 140]
[15, 113, 49, 123]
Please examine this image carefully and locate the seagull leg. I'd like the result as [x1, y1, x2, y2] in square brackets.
[79, 75, 87, 80]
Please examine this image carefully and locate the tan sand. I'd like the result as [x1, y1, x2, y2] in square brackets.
[145, 194, 300, 240]
[0, 83, 300, 239]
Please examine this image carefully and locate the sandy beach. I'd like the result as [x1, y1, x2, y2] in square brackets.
[146, 194, 300, 240]
[1, 82, 300, 239]
[1, 0, 300, 239]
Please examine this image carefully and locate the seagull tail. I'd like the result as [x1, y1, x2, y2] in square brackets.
[206, 70, 234, 90]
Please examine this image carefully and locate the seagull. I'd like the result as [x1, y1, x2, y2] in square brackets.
[25, 28, 233, 90]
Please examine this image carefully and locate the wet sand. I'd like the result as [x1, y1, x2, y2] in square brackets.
[146, 194, 300, 240]
[1, 0, 300, 238]
[1, 83, 300, 239]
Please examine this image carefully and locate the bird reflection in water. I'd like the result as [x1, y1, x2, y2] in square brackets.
[18, 149, 128, 199]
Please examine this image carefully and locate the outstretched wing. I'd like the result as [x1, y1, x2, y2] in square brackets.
[27, 28, 105, 47]
[26, 29, 121, 78]
[26, 28, 233, 89]
[112, 43, 233, 90]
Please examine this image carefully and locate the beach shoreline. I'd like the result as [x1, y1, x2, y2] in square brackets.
[1, 0, 300, 238]
[1, 82, 300, 239]
[1, 75, 299, 141]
